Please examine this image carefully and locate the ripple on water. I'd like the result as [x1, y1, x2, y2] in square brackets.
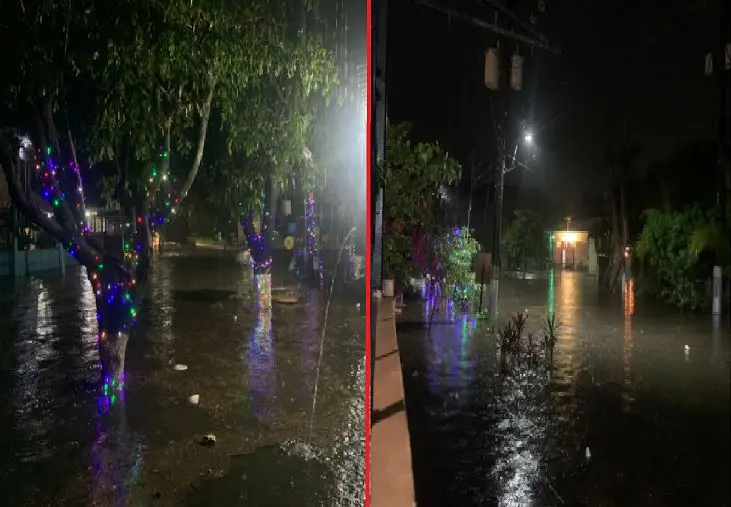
[184, 441, 333, 506]
[397, 272, 731, 507]
[0, 254, 365, 506]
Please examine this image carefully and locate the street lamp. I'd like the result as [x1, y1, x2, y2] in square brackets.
[523, 132, 533, 144]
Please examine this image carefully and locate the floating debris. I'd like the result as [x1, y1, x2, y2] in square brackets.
[173, 364, 188, 371]
[273, 295, 299, 304]
[585, 446, 592, 460]
[188, 394, 200, 405]
[200, 434, 216, 446]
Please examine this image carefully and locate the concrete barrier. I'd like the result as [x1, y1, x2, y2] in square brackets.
[0, 245, 78, 278]
[372, 297, 416, 507]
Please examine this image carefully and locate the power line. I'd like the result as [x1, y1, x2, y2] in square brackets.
[476, 0, 551, 47]
[412, 0, 561, 54]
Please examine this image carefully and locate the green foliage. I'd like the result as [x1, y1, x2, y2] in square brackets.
[636, 206, 724, 310]
[1, 0, 336, 216]
[436, 227, 481, 308]
[382, 122, 461, 286]
[501, 209, 548, 270]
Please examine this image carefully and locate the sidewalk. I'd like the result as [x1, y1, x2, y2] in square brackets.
[372, 298, 416, 507]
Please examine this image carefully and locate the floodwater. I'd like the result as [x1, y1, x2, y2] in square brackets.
[0, 249, 365, 506]
[398, 271, 731, 507]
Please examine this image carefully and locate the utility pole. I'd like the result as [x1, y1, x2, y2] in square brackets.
[371, 0, 387, 294]
[722, 0, 730, 320]
[705, 0, 730, 319]
[370, 0, 388, 426]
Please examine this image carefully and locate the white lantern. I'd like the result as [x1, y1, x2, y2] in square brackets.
[484, 48, 500, 90]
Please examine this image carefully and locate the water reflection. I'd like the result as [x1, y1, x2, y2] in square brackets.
[546, 268, 556, 316]
[248, 277, 277, 423]
[80, 267, 99, 366]
[622, 279, 634, 411]
[12, 280, 55, 463]
[553, 271, 580, 393]
[90, 383, 141, 506]
[148, 256, 175, 364]
[301, 289, 321, 396]
[712, 314, 722, 364]
[0, 253, 364, 506]
[398, 271, 731, 506]
[425, 310, 475, 399]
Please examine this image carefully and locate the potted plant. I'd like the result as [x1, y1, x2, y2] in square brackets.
[382, 234, 402, 298]
[382, 267, 395, 298]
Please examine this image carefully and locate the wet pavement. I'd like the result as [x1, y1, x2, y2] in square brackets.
[398, 271, 731, 507]
[0, 249, 365, 506]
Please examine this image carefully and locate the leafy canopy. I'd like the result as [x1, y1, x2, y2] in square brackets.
[636, 206, 725, 310]
[501, 209, 548, 270]
[382, 122, 461, 283]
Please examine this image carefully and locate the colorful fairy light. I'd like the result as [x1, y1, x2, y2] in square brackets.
[98, 373, 126, 414]
[304, 191, 321, 277]
[242, 213, 273, 273]
[33, 145, 152, 389]
[254, 273, 272, 309]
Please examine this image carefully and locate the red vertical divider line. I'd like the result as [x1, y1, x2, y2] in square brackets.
[364, 0, 373, 503]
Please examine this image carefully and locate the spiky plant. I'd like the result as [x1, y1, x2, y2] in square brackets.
[542, 313, 562, 368]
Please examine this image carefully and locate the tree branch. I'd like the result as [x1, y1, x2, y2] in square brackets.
[179, 78, 217, 201]
[2, 136, 132, 282]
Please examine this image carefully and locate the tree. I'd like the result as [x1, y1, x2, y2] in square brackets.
[602, 126, 641, 292]
[196, 11, 337, 272]
[0, 0, 336, 389]
[381, 122, 461, 290]
[501, 209, 547, 271]
[436, 227, 481, 308]
[636, 206, 726, 310]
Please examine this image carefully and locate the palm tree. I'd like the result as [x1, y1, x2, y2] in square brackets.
[602, 122, 641, 292]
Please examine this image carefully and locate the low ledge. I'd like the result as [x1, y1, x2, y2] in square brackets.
[371, 297, 416, 507]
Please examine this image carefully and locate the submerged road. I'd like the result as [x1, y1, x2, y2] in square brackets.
[398, 271, 730, 506]
[0, 249, 365, 506]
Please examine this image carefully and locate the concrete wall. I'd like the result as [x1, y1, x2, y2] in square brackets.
[372, 297, 416, 507]
[0, 246, 78, 278]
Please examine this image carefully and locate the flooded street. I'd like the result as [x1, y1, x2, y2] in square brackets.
[0, 250, 365, 506]
[398, 271, 730, 507]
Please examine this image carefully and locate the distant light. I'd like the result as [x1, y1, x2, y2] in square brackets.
[524, 133, 533, 144]
[561, 231, 577, 244]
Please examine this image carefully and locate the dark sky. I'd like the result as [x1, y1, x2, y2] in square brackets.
[386, 0, 721, 215]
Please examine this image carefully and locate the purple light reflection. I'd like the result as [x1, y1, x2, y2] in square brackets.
[247, 306, 276, 423]
[300, 290, 321, 397]
[90, 376, 141, 506]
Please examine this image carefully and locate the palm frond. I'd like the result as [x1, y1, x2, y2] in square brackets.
[688, 223, 729, 261]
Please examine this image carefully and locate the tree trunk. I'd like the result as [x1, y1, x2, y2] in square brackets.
[89, 260, 140, 390]
[603, 189, 624, 292]
[242, 212, 272, 273]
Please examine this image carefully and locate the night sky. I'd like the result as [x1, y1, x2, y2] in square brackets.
[386, 0, 721, 220]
